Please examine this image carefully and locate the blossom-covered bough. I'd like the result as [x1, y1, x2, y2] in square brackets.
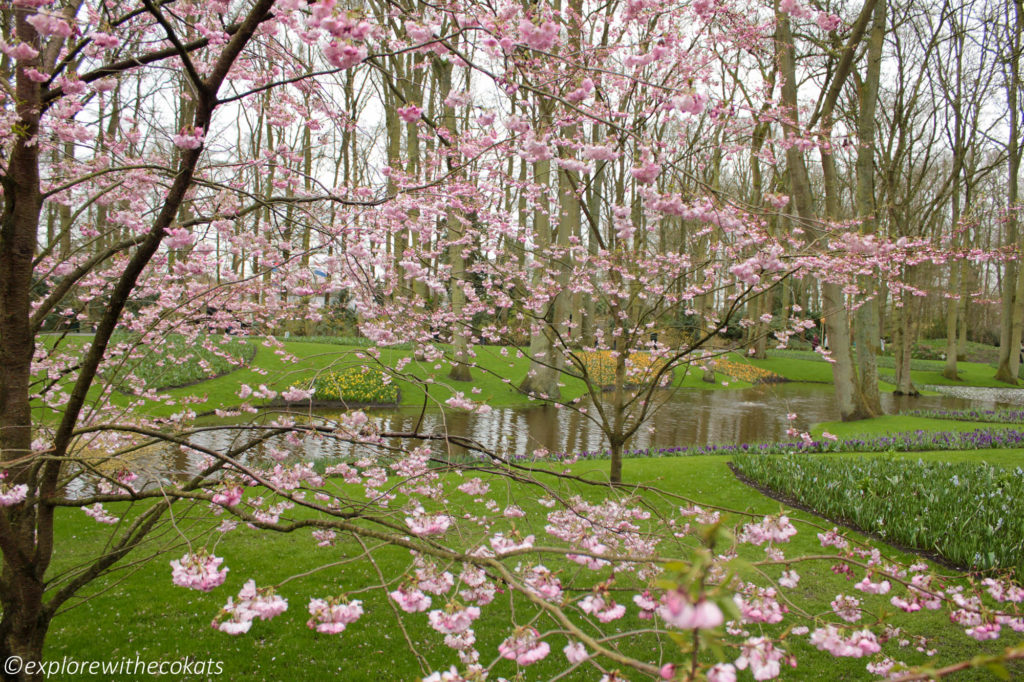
[0, 0, 1018, 679]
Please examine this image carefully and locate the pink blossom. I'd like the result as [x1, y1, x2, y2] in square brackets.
[171, 127, 205, 150]
[809, 626, 880, 657]
[671, 92, 707, 115]
[211, 484, 243, 508]
[583, 145, 620, 161]
[490, 532, 534, 554]
[428, 605, 479, 634]
[212, 579, 288, 635]
[0, 483, 29, 507]
[708, 663, 737, 682]
[26, 13, 73, 37]
[88, 31, 120, 49]
[281, 386, 313, 402]
[170, 551, 228, 592]
[734, 637, 784, 680]
[23, 68, 49, 82]
[82, 503, 119, 524]
[778, 570, 800, 589]
[734, 586, 786, 624]
[965, 623, 1000, 641]
[565, 78, 594, 103]
[779, 0, 812, 19]
[7, 43, 40, 61]
[406, 510, 452, 536]
[444, 392, 477, 410]
[312, 529, 336, 547]
[324, 41, 367, 70]
[659, 590, 724, 629]
[816, 12, 841, 31]
[563, 641, 587, 664]
[397, 105, 422, 123]
[818, 528, 849, 550]
[457, 478, 489, 496]
[498, 627, 550, 665]
[983, 578, 1024, 603]
[524, 565, 563, 601]
[741, 515, 797, 545]
[518, 19, 558, 51]
[519, 136, 553, 163]
[580, 593, 627, 623]
[633, 590, 658, 618]
[306, 596, 364, 634]
[831, 594, 862, 623]
[853, 575, 890, 595]
[630, 159, 661, 184]
[389, 586, 432, 613]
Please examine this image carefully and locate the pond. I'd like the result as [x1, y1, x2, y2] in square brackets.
[154, 382, 991, 480]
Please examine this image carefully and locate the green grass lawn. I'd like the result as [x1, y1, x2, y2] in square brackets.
[43, 453, 1015, 681]
[812, 415, 1010, 438]
[36, 335, 745, 422]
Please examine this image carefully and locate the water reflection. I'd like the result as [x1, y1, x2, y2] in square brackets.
[317, 383, 978, 461]
[90, 383, 993, 493]
[170, 383, 981, 472]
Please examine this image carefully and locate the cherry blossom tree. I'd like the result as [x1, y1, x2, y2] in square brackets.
[0, 0, 1019, 680]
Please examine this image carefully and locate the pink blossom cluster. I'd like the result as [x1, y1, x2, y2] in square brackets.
[171, 128, 205, 150]
[734, 637, 786, 680]
[26, 12, 74, 37]
[734, 585, 786, 624]
[428, 605, 480, 634]
[389, 585, 432, 613]
[579, 592, 627, 623]
[212, 580, 288, 635]
[170, 551, 228, 592]
[659, 590, 724, 630]
[0, 480, 29, 507]
[808, 626, 881, 658]
[518, 19, 558, 51]
[406, 508, 452, 536]
[498, 627, 550, 665]
[306, 596, 364, 634]
[523, 565, 563, 601]
[739, 514, 797, 546]
[82, 503, 119, 524]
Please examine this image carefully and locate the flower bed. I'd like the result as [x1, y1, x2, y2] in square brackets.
[574, 350, 670, 388]
[538, 427, 1024, 461]
[112, 334, 253, 392]
[902, 409, 1024, 425]
[732, 452, 1024, 571]
[710, 357, 784, 384]
[310, 367, 398, 405]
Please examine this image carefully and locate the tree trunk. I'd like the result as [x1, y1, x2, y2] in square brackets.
[996, 0, 1023, 383]
[519, 101, 563, 400]
[852, 0, 886, 416]
[0, 13, 48, 675]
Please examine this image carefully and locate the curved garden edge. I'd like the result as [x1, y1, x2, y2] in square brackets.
[726, 461, 966, 573]
[113, 340, 258, 395]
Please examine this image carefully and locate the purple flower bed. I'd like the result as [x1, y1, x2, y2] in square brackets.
[539, 427, 1024, 461]
[902, 409, 1024, 425]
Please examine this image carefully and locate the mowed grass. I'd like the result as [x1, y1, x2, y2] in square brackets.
[36, 335, 744, 422]
[44, 454, 1015, 681]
